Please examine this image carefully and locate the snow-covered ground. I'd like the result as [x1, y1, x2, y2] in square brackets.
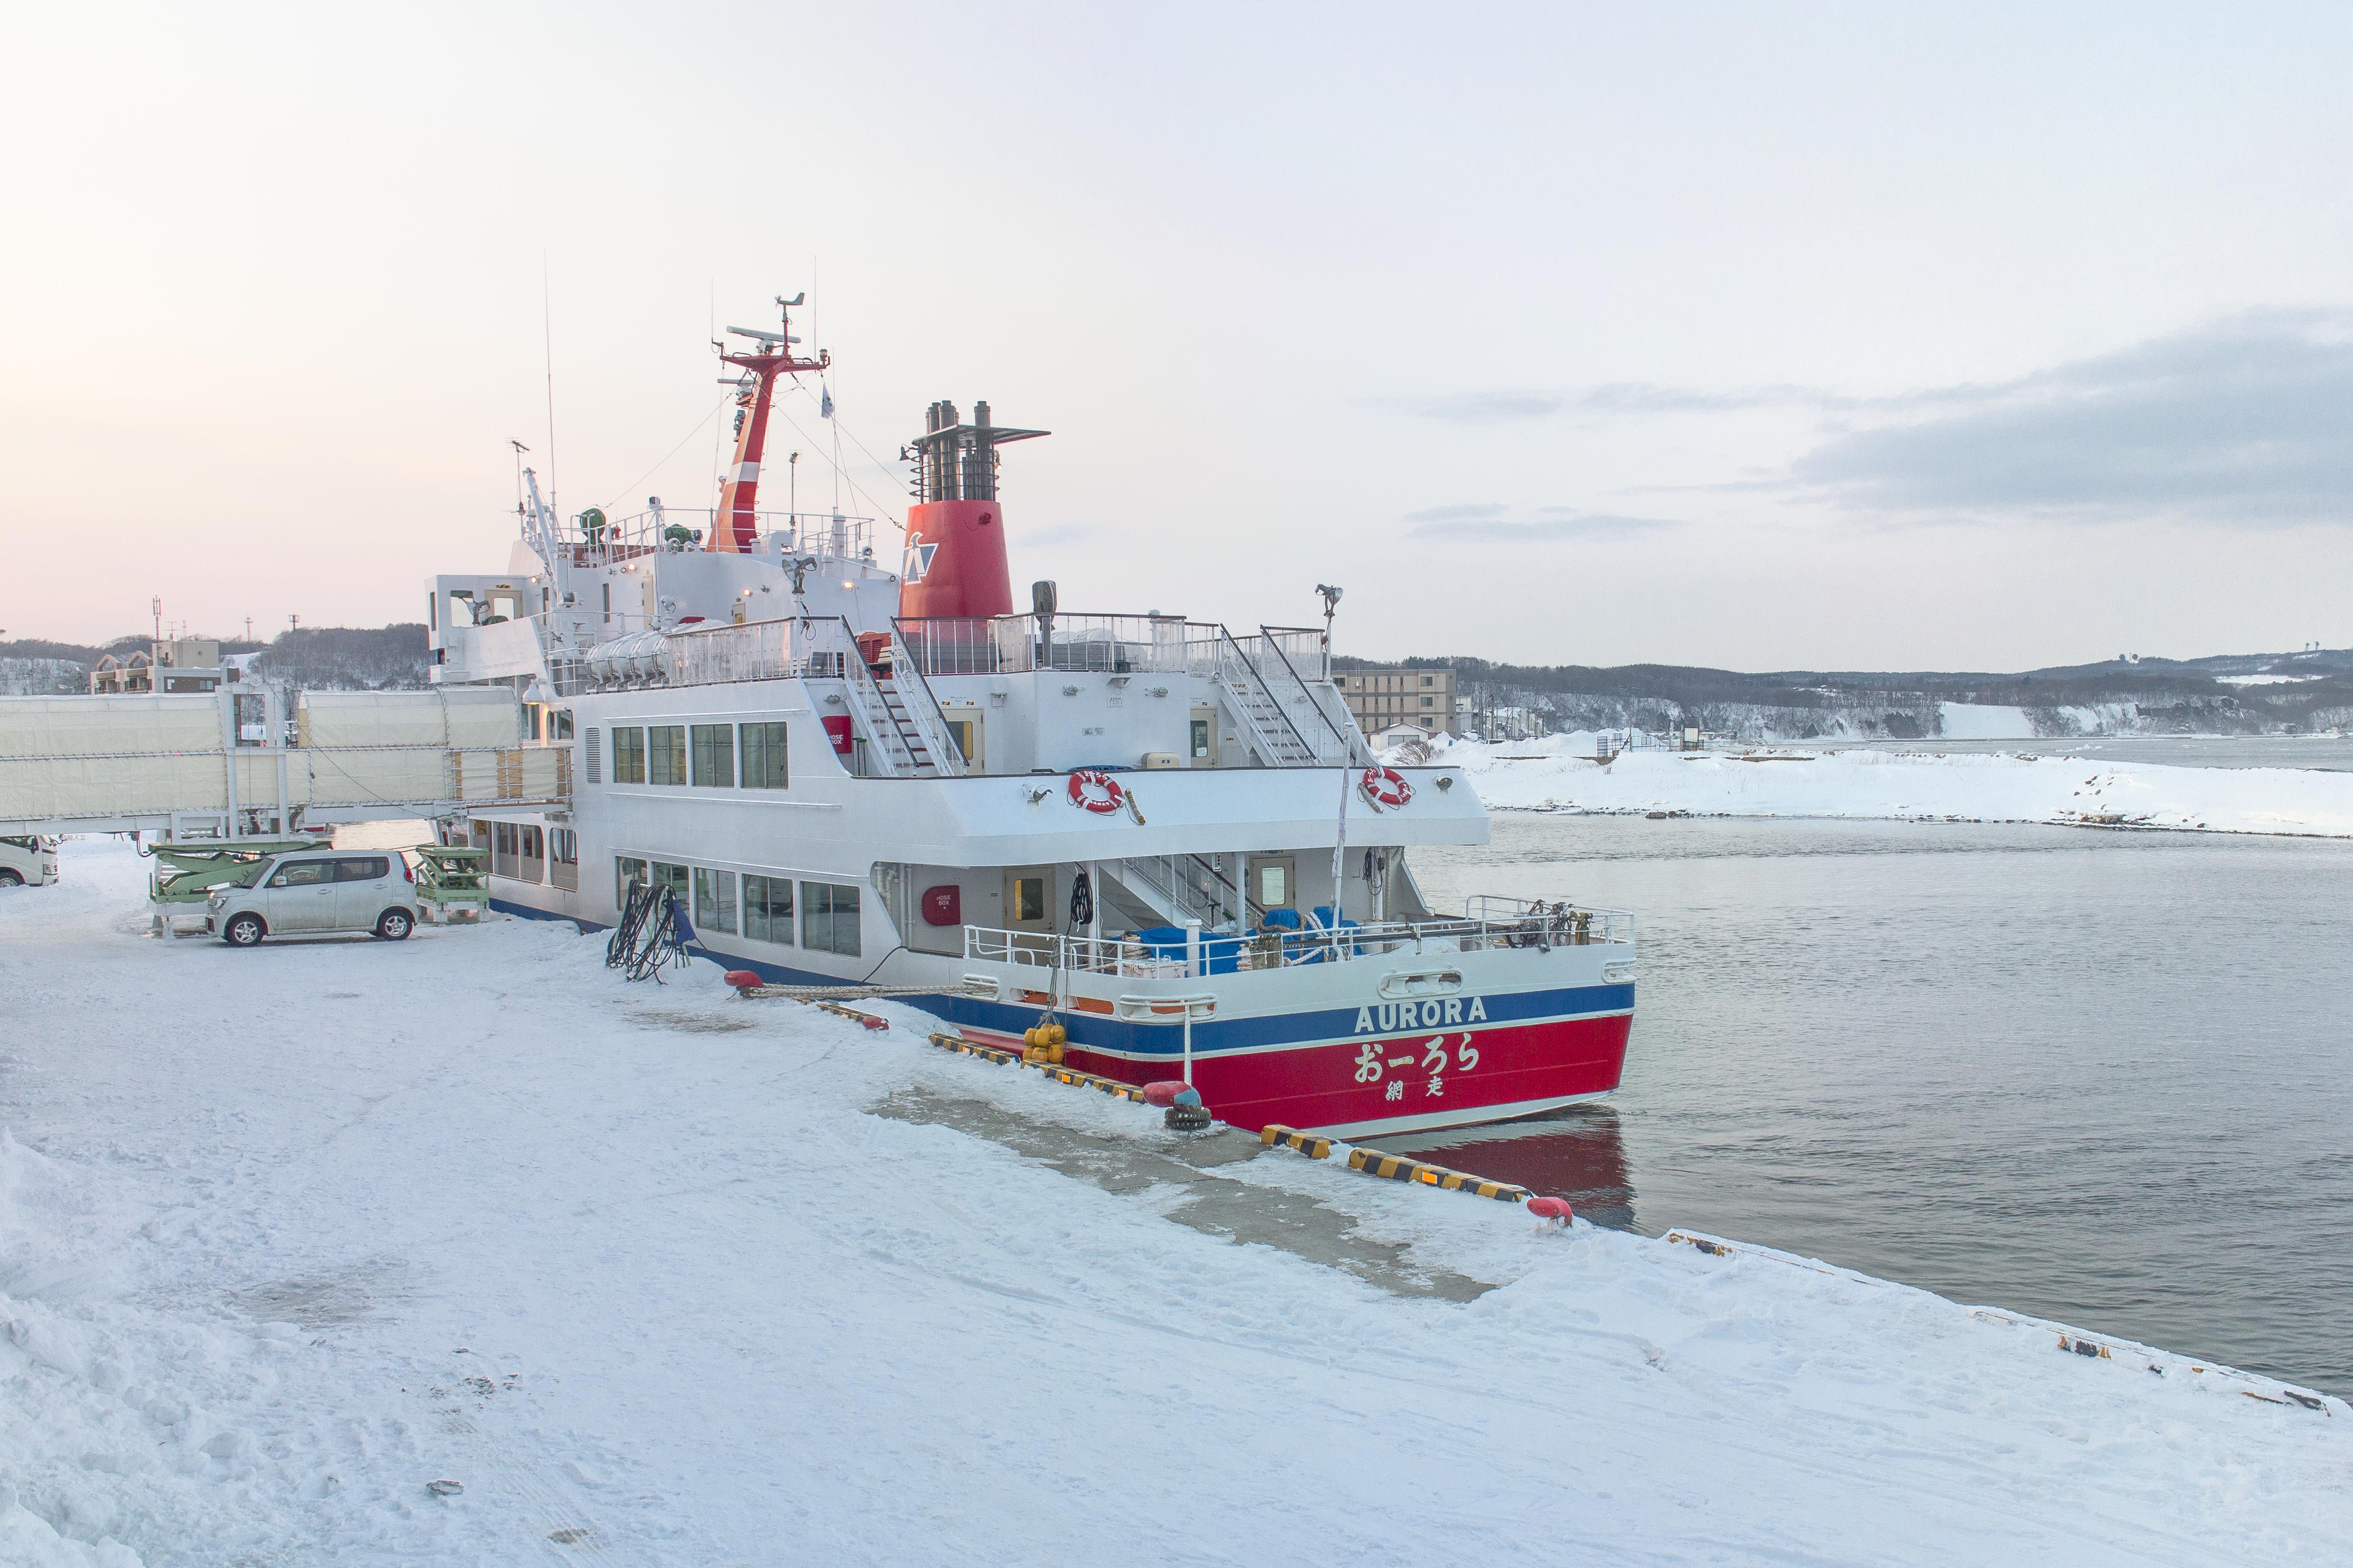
[3, 840, 2349, 1565]
[1428, 734, 2353, 837]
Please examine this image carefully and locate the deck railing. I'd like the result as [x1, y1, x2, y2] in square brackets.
[896, 614, 1196, 676]
[960, 902, 1633, 982]
[551, 508, 876, 568]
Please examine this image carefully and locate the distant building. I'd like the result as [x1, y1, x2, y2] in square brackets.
[1338, 664, 1457, 737]
[89, 639, 247, 695]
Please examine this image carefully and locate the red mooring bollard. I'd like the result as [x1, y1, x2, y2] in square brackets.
[1527, 1196, 1574, 1226]
[724, 970, 763, 992]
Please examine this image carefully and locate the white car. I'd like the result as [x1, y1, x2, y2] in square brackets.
[0, 835, 60, 887]
[208, 851, 420, 946]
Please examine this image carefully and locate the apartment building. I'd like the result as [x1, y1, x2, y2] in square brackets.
[1337, 664, 1457, 737]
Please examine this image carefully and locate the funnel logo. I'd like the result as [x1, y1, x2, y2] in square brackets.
[902, 534, 939, 584]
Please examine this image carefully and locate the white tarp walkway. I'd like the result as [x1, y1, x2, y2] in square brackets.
[0, 688, 561, 836]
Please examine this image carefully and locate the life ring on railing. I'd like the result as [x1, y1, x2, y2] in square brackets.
[1068, 769, 1127, 815]
[1359, 765, 1414, 811]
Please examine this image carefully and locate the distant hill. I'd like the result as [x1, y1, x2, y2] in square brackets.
[1335, 649, 2353, 738]
[0, 625, 430, 696]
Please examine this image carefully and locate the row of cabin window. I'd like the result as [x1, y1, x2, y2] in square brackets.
[486, 822, 580, 888]
[616, 857, 860, 956]
[604, 723, 788, 788]
[490, 821, 579, 864]
[520, 704, 576, 742]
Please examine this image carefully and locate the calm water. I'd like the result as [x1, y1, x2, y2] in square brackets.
[1396, 816, 2353, 1395]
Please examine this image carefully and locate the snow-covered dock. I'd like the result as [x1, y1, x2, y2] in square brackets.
[1441, 734, 2353, 837]
[2, 840, 2347, 1565]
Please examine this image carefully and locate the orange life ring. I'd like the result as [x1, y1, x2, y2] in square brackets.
[1359, 765, 1414, 810]
[1067, 769, 1126, 815]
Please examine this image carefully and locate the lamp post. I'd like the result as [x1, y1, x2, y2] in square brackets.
[1314, 584, 1343, 680]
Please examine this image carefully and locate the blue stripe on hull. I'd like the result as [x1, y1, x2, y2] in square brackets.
[491, 896, 1633, 1066]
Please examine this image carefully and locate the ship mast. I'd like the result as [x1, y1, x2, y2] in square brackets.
[710, 294, 828, 554]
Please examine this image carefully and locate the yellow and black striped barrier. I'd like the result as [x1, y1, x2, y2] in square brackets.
[928, 1031, 1025, 1068]
[1253, 1132, 1530, 1203]
[1038, 1064, 1148, 1102]
[1345, 1148, 1530, 1203]
[922, 1030, 1149, 1102]
[814, 1000, 889, 1030]
[1259, 1124, 1334, 1159]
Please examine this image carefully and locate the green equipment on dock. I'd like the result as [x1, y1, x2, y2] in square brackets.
[145, 837, 312, 937]
[411, 843, 490, 924]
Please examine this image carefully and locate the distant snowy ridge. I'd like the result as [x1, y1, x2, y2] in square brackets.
[1418, 734, 2353, 837]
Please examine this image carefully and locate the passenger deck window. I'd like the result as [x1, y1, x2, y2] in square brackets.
[801, 881, 861, 956]
[616, 856, 648, 906]
[648, 726, 687, 786]
[694, 868, 737, 934]
[692, 724, 735, 787]
[744, 875, 794, 944]
[611, 727, 647, 784]
[741, 723, 788, 788]
[651, 861, 689, 898]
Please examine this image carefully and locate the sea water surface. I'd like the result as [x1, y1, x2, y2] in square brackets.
[1399, 815, 2353, 1395]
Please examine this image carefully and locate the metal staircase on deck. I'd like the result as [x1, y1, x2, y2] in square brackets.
[1203, 629, 1321, 767]
[1112, 854, 1267, 931]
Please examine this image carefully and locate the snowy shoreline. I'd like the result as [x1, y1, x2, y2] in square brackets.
[1424, 735, 2353, 838]
[2, 841, 2349, 1563]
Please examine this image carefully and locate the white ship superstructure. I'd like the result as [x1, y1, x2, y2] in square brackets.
[428, 300, 1634, 1136]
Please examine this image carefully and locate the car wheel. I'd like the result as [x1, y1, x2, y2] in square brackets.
[223, 912, 266, 947]
[0, 870, 21, 887]
[375, 909, 414, 941]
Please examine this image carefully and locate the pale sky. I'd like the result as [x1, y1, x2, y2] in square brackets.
[5, 3, 2349, 669]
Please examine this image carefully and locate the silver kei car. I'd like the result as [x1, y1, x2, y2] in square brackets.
[208, 851, 420, 946]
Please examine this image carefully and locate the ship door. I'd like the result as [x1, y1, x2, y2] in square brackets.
[1189, 705, 1218, 768]
[942, 703, 984, 771]
[1251, 855, 1298, 914]
[1002, 868, 1052, 931]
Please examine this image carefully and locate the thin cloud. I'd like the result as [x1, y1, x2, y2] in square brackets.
[1405, 507, 1680, 542]
[1401, 503, 1508, 523]
[1389, 392, 1570, 423]
[1022, 524, 1096, 548]
[1790, 309, 2353, 524]
[1383, 382, 1826, 422]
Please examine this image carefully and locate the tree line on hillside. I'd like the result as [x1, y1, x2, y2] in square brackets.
[1334, 650, 2353, 736]
[0, 625, 432, 695]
